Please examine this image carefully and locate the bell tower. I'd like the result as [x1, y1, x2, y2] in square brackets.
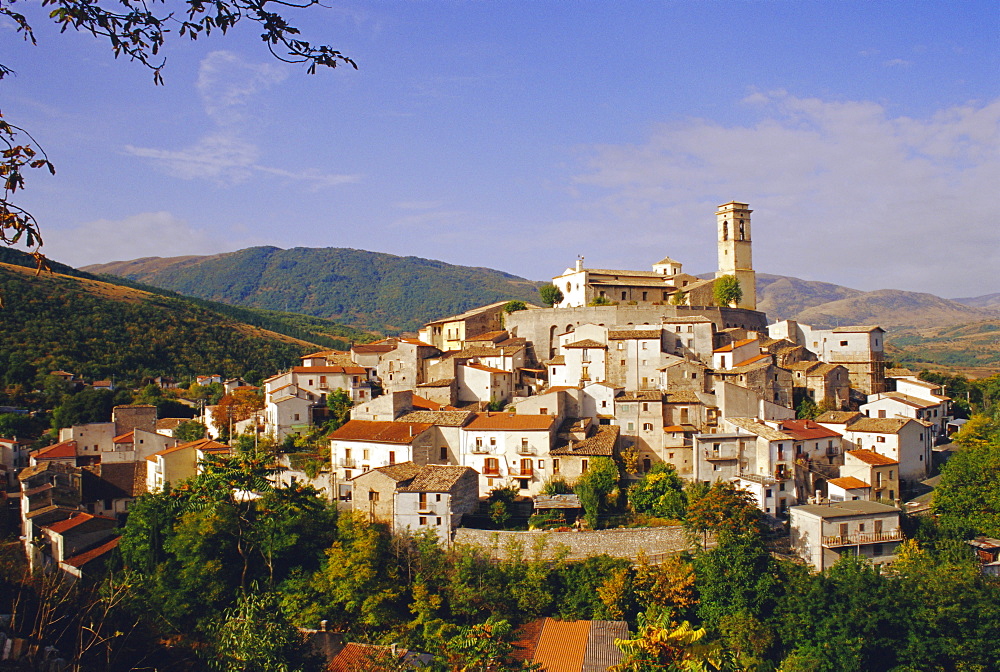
[715, 201, 756, 310]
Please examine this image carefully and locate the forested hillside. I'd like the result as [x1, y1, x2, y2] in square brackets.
[0, 261, 332, 383]
[85, 247, 545, 332]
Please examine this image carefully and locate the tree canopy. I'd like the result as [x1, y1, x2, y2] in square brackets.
[713, 275, 743, 307]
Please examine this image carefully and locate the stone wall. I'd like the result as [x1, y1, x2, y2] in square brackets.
[452, 525, 696, 561]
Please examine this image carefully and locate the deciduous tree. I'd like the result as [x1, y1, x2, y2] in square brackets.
[712, 275, 742, 307]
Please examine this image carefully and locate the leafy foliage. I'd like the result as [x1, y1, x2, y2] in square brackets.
[712, 275, 742, 307]
[91, 246, 545, 333]
[933, 415, 1000, 537]
[574, 457, 619, 528]
[538, 283, 563, 307]
[0, 260, 322, 384]
[628, 464, 687, 520]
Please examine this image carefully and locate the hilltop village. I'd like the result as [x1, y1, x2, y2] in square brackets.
[7, 202, 996, 671]
[15, 203, 952, 572]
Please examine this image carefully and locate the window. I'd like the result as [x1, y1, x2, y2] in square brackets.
[490, 437, 496, 446]
[779, 482, 785, 491]
[617, 342, 624, 350]
[436, 517, 442, 526]
[419, 493, 427, 508]
[522, 438, 529, 449]
[840, 341, 848, 347]
[344, 469, 352, 479]
[859, 523, 866, 533]
[419, 516, 427, 525]
[540, 407, 548, 415]
[839, 523, 849, 537]
[642, 402, 649, 412]
[766, 488, 772, 498]
[627, 422, 634, 432]
[293, 413, 300, 421]
[643, 458, 651, 472]
[642, 291, 647, 301]
[484, 458, 500, 475]
[518, 479, 529, 490]
[389, 451, 396, 464]
[363, 449, 370, 460]
[553, 459, 560, 474]
[621, 292, 627, 300]
[368, 491, 379, 502]
[601, 400, 607, 408]
[878, 410, 886, 418]
[582, 459, 589, 472]
[476, 437, 483, 449]
[538, 460, 545, 470]
[876, 436, 885, 443]
[440, 446, 447, 460]
[643, 423, 653, 431]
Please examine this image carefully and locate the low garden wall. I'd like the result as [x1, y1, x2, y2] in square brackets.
[452, 525, 698, 562]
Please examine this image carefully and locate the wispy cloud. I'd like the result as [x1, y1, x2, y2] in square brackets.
[883, 58, 911, 68]
[571, 92, 1000, 295]
[125, 51, 360, 188]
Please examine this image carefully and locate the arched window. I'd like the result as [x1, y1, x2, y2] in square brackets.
[722, 220, 728, 241]
[739, 219, 746, 240]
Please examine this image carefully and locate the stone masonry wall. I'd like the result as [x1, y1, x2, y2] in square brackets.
[452, 525, 697, 562]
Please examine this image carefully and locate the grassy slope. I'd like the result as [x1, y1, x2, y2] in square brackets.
[85, 246, 545, 332]
[0, 261, 328, 383]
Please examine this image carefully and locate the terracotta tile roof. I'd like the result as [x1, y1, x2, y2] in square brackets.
[616, 390, 662, 402]
[832, 325, 884, 333]
[422, 301, 510, 325]
[410, 395, 444, 411]
[846, 449, 898, 466]
[663, 390, 702, 404]
[533, 618, 591, 672]
[351, 343, 396, 354]
[417, 378, 455, 388]
[562, 339, 608, 349]
[464, 363, 510, 375]
[584, 268, 666, 278]
[829, 476, 871, 490]
[44, 512, 116, 535]
[112, 431, 134, 444]
[396, 410, 473, 427]
[733, 352, 771, 368]
[444, 345, 525, 360]
[156, 418, 187, 431]
[780, 419, 842, 441]
[551, 425, 619, 456]
[465, 330, 508, 342]
[816, 411, 864, 425]
[786, 361, 822, 372]
[868, 392, 940, 409]
[352, 461, 423, 483]
[726, 418, 792, 442]
[544, 385, 579, 394]
[398, 465, 476, 492]
[547, 355, 566, 366]
[512, 618, 547, 662]
[329, 420, 433, 444]
[583, 620, 628, 671]
[846, 417, 911, 434]
[713, 338, 757, 353]
[292, 365, 368, 375]
[607, 329, 661, 340]
[61, 536, 120, 569]
[465, 413, 556, 432]
[328, 643, 410, 672]
[31, 440, 77, 460]
[147, 438, 228, 461]
[302, 349, 336, 358]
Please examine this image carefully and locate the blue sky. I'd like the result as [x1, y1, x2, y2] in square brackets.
[2, 1, 997, 297]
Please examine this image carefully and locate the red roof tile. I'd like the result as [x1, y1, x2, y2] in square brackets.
[780, 420, 842, 441]
[31, 440, 77, 460]
[329, 420, 433, 444]
[466, 413, 556, 432]
[846, 449, 898, 466]
[61, 536, 120, 569]
[533, 618, 590, 672]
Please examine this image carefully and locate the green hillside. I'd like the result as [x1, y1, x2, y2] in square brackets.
[0, 260, 341, 384]
[85, 246, 545, 332]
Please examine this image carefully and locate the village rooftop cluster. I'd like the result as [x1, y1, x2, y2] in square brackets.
[7, 202, 961, 582]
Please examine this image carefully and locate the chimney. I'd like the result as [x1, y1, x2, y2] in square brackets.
[320, 620, 328, 632]
[575, 256, 583, 272]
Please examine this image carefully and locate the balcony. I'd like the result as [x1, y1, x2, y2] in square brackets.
[511, 465, 533, 477]
[823, 529, 904, 547]
[471, 445, 490, 454]
[705, 446, 739, 461]
[516, 445, 536, 455]
[482, 467, 501, 476]
[737, 471, 776, 485]
[826, 447, 840, 457]
[338, 458, 356, 468]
